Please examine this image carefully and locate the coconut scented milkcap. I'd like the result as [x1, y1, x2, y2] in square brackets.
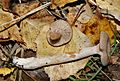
[47, 20, 73, 46]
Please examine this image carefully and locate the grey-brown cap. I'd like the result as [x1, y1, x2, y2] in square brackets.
[47, 20, 72, 46]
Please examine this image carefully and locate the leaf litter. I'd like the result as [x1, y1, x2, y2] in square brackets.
[0, 0, 120, 81]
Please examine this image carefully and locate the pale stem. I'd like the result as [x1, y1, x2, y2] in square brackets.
[13, 44, 101, 69]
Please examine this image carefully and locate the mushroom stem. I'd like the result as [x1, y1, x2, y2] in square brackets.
[12, 45, 99, 69]
[12, 32, 110, 69]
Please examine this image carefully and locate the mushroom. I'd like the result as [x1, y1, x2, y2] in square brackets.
[47, 20, 73, 46]
[13, 31, 110, 69]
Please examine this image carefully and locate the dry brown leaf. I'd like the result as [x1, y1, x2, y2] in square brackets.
[35, 23, 65, 57]
[12, 2, 39, 16]
[0, 9, 23, 42]
[35, 24, 92, 80]
[17, 2, 93, 80]
[0, 67, 15, 76]
[20, 17, 92, 81]
[35, 23, 92, 57]
[22, 70, 49, 81]
[51, 0, 77, 9]
[20, 19, 40, 51]
[67, 3, 93, 26]
[96, 0, 120, 21]
[20, 16, 54, 51]
[13, 2, 55, 51]
[64, 27, 92, 54]
[1, 0, 10, 10]
[81, 15, 116, 45]
[44, 58, 90, 81]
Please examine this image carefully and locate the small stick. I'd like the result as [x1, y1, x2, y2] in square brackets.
[0, 44, 10, 58]
[71, 4, 85, 26]
[0, 2, 51, 31]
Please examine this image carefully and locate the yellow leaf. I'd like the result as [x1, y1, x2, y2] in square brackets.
[81, 15, 117, 45]
[0, 68, 15, 76]
[51, 0, 77, 9]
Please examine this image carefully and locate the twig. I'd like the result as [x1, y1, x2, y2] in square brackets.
[71, 4, 85, 26]
[0, 2, 51, 31]
[91, 58, 113, 81]
[0, 44, 11, 58]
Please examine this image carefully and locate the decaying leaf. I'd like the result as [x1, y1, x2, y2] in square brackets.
[20, 19, 40, 51]
[12, 1, 114, 81]
[35, 22, 65, 56]
[96, 0, 120, 21]
[51, 0, 77, 9]
[81, 15, 116, 45]
[16, 2, 93, 80]
[19, 10, 93, 80]
[12, 2, 40, 16]
[35, 23, 92, 80]
[0, 67, 15, 76]
[20, 16, 55, 51]
[67, 2, 93, 26]
[0, 9, 23, 42]
[22, 70, 49, 81]
[1, 0, 10, 10]
[13, 3, 55, 50]
[64, 27, 93, 54]
[44, 58, 89, 81]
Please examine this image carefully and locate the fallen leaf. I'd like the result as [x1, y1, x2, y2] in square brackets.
[17, 2, 93, 81]
[35, 23, 65, 57]
[77, 3, 93, 23]
[0, 9, 23, 42]
[14, 3, 55, 50]
[44, 58, 90, 81]
[67, 3, 93, 27]
[81, 15, 117, 45]
[12, 2, 39, 16]
[19, 9, 93, 80]
[22, 70, 49, 81]
[64, 27, 92, 54]
[1, 0, 10, 10]
[0, 67, 15, 76]
[51, 0, 77, 9]
[96, 0, 120, 21]
[36, 24, 92, 80]
[20, 16, 55, 51]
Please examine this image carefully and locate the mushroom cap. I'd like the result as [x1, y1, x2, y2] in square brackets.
[47, 20, 72, 46]
[99, 31, 110, 66]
